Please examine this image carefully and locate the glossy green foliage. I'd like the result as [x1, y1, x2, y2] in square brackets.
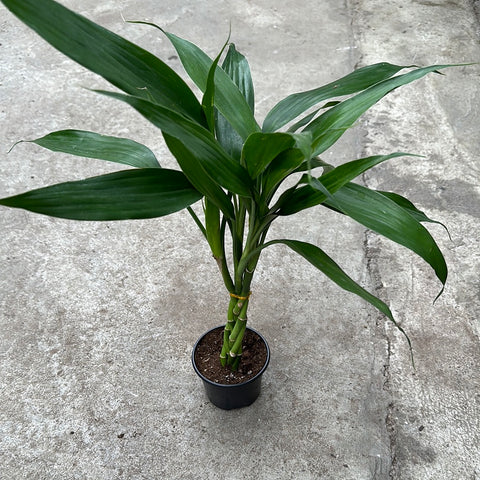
[0, 0, 462, 366]
[93, 90, 252, 197]
[0, 169, 202, 220]
[216, 44, 255, 160]
[263, 62, 408, 132]
[162, 30, 260, 140]
[1, 0, 203, 123]
[22, 130, 160, 168]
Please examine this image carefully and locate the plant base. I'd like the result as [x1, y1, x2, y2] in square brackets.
[192, 326, 270, 410]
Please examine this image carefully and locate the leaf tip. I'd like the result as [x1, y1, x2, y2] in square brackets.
[7, 139, 26, 154]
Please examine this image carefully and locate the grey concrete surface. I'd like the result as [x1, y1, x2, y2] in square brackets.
[0, 1, 478, 479]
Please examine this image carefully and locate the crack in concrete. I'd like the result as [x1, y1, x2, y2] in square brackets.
[474, 0, 480, 19]
[386, 400, 398, 479]
[363, 225, 398, 480]
[345, 1, 480, 478]
[347, 1, 400, 474]
[382, 333, 399, 479]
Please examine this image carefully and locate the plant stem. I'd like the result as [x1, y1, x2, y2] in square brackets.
[187, 206, 206, 238]
[229, 298, 248, 342]
[224, 297, 249, 370]
[216, 216, 235, 293]
[220, 297, 237, 366]
[219, 194, 271, 370]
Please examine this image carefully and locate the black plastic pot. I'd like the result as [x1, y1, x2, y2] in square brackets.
[192, 326, 270, 410]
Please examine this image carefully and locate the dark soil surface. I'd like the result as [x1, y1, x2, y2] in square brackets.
[194, 327, 268, 385]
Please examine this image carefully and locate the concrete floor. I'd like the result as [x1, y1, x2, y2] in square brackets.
[0, 0, 479, 479]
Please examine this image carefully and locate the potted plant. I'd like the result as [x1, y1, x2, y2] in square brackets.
[1, 0, 459, 409]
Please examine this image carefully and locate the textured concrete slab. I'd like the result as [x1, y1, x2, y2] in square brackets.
[0, 1, 479, 479]
[350, 1, 480, 478]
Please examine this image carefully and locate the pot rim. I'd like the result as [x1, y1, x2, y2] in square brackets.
[192, 325, 270, 388]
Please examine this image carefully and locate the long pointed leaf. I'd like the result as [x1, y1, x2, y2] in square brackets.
[377, 191, 449, 234]
[162, 30, 260, 140]
[277, 153, 414, 214]
[163, 134, 234, 219]
[325, 183, 448, 287]
[263, 62, 409, 132]
[0, 169, 202, 220]
[306, 64, 462, 156]
[95, 90, 253, 197]
[221, 43, 255, 112]
[292, 157, 334, 174]
[286, 109, 321, 133]
[1, 0, 204, 124]
[202, 36, 230, 133]
[20, 130, 160, 168]
[255, 239, 413, 357]
[215, 44, 255, 160]
[271, 239, 396, 319]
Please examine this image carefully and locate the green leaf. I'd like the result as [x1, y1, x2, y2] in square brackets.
[215, 44, 255, 160]
[292, 131, 314, 162]
[204, 197, 223, 258]
[202, 36, 231, 134]
[242, 132, 295, 179]
[276, 155, 448, 289]
[286, 109, 321, 133]
[325, 183, 448, 287]
[377, 191, 449, 234]
[162, 30, 260, 140]
[262, 148, 305, 202]
[307, 176, 335, 204]
[306, 64, 462, 156]
[260, 132, 316, 202]
[277, 153, 413, 214]
[0, 168, 202, 220]
[94, 90, 253, 197]
[20, 130, 160, 168]
[221, 43, 255, 112]
[292, 157, 334, 174]
[286, 103, 341, 134]
[1, 0, 204, 124]
[271, 239, 396, 318]
[163, 134, 235, 219]
[263, 62, 408, 132]
[255, 238, 412, 357]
